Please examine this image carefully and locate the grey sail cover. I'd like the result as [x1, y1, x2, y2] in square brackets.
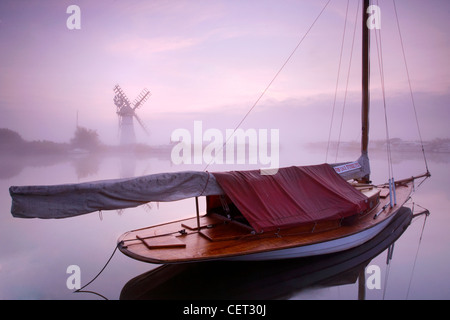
[10, 171, 223, 219]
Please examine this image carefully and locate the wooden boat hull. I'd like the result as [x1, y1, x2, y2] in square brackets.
[224, 212, 396, 261]
[120, 206, 413, 300]
[117, 179, 414, 264]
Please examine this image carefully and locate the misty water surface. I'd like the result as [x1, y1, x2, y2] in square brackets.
[0, 141, 448, 300]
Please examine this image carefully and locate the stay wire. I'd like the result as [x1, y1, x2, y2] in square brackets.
[373, 0, 394, 180]
[392, 0, 430, 174]
[326, 0, 350, 163]
[334, 0, 360, 162]
[204, 0, 333, 171]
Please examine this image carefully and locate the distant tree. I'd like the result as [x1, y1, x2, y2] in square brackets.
[0, 128, 26, 154]
[0, 128, 25, 146]
[1, 128, 69, 155]
[70, 126, 101, 151]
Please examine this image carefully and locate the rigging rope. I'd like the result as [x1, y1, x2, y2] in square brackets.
[326, 0, 350, 162]
[204, 0, 333, 171]
[374, 0, 395, 182]
[392, 0, 430, 174]
[334, 0, 360, 162]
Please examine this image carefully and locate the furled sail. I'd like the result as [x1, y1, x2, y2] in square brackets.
[10, 171, 223, 219]
[9, 155, 369, 219]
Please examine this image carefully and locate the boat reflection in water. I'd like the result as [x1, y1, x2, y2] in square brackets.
[120, 206, 419, 300]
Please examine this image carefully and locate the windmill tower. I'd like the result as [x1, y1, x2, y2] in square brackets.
[113, 84, 151, 145]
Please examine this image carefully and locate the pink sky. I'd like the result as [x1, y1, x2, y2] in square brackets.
[0, 0, 449, 145]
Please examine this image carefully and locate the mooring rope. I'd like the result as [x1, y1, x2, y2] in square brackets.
[73, 244, 119, 300]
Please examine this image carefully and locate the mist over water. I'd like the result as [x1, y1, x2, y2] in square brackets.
[0, 136, 448, 299]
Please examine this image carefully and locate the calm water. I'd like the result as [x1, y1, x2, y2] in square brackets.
[0, 144, 448, 300]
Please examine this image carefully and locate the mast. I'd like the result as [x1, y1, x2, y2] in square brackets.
[361, 0, 371, 182]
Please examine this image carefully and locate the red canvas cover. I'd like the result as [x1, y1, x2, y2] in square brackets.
[208, 164, 369, 233]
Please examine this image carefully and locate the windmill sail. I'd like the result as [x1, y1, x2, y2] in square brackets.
[133, 89, 151, 110]
[134, 113, 150, 136]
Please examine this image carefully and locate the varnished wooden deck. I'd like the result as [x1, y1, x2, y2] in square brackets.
[117, 181, 413, 264]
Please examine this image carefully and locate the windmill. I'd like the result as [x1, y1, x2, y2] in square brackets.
[113, 84, 151, 145]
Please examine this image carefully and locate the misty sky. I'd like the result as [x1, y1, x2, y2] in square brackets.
[0, 0, 449, 146]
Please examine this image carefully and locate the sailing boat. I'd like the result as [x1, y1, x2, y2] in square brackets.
[9, 0, 430, 264]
